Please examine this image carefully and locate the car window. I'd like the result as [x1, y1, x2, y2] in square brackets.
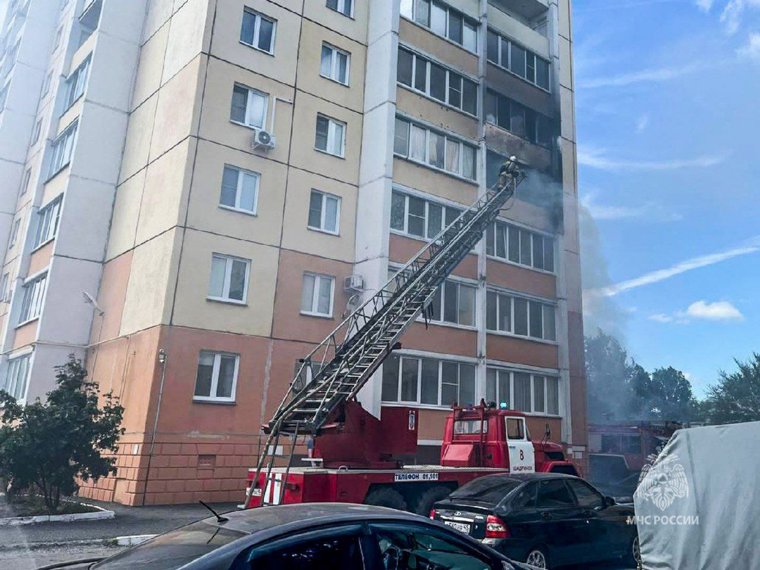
[567, 479, 605, 509]
[509, 482, 537, 510]
[249, 533, 364, 569]
[536, 479, 575, 508]
[371, 524, 492, 570]
[505, 418, 525, 440]
[450, 476, 521, 505]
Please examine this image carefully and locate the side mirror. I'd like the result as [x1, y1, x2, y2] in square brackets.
[604, 496, 616, 507]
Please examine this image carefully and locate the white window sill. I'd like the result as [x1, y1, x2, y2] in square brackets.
[60, 94, 83, 117]
[230, 119, 266, 131]
[192, 397, 236, 405]
[206, 296, 248, 306]
[219, 204, 257, 217]
[314, 146, 345, 160]
[400, 16, 478, 56]
[300, 310, 333, 319]
[382, 401, 561, 418]
[319, 73, 350, 88]
[485, 254, 556, 276]
[238, 40, 274, 57]
[397, 83, 478, 120]
[486, 329, 558, 346]
[414, 318, 477, 332]
[31, 237, 55, 253]
[393, 154, 478, 185]
[45, 162, 71, 184]
[307, 225, 340, 237]
[16, 316, 40, 328]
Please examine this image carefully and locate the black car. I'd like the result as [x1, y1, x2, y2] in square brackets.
[431, 473, 639, 569]
[84, 503, 532, 570]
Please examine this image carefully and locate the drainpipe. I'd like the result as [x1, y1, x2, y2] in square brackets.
[142, 348, 167, 506]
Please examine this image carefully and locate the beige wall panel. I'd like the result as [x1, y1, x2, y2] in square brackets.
[197, 58, 294, 165]
[486, 258, 556, 299]
[296, 20, 367, 113]
[59, 99, 84, 136]
[559, 36, 573, 91]
[94, 251, 132, 343]
[185, 139, 286, 247]
[401, 322, 478, 358]
[288, 92, 361, 186]
[149, 55, 203, 163]
[41, 168, 68, 204]
[397, 88, 478, 140]
[171, 229, 278, 336]
[280, 168, 357, 262]
[393, 158, 479, 206]
[28, 242, 53, 276]
[132, 22, 169, 111]
[136, 138, 195, 245]
[208, 0, 300, 86]
[120, 229, 181, 336]
[107, 169, 145, 261]
[119, 93, 158, 184]
[303, 1, 368, 44]
[399, 19, 479, 77]
[162, 0, 212, 83]
[487, 334, 559, 370]
[143, 0, 173, 42]
[501, 196, 556, 234]
[486, 64, 553, 115]
[390, 234, 479, 280]
[13, 321, 37, 350]
[487, 5, 549, 58]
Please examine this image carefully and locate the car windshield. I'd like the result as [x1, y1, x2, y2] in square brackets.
[91, 520, 245, 569]
[449, 477, 521, 505]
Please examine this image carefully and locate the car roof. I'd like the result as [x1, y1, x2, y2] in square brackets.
[466, 472, 580, 485]
[208, 503, 430, 536]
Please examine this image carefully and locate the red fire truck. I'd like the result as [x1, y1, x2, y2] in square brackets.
[242, 158, 579, 515]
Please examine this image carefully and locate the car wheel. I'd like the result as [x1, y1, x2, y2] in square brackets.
[412, 485, 452, 516]
[525, 546, 550, 569]
[364, 487, 407, 511]
[625, 534, 642, 567]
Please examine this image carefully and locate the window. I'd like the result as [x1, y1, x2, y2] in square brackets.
[314, 114, 345, 157]
[48, 121, 78, 177]
[373, 525, 490, 569]
[382, 354, 475, 407]
[220, 165, 259, 214]
[63, 56, 90, 110]
[240, 9, 276, 53]
[486, 368, 560, 415]
[390, 190, 462, 239]
[9, 219, 20, 248]
[33, 195, 62, 248]
[251, 532, 364, 568]
[410, 274, 475, 326]
[0, 84, 7, 113]
[19, 273, 47, 323]
[208, 254, 250, 303]
[326, 0, 353, 18]
[300, 273, 334, 317]
[567, 479, 605, 510]
[320, 43, 350, 85]
[487, 290, 556, 341]
[0, 273, 9, 302]
[41, 71, 52, 96]
[230, 84, 268, 129]
[20, 169, 31, 195]
[1, 354, 31, 400]
[506, 417, 525, 439]
[31, 118, 43, 145]
[486, 220, 554, 272]
[193, 351, 239, 402]
[485, 90, 553, 147]
[397, 48, 478, 115]
[308, 190, 340, 234]
[537, 479, 574, 508]
[52, 26, 63, 52]
[400, 0, 479, 52]
[486, 29, 551, 90]
[394, 117, 476, 180]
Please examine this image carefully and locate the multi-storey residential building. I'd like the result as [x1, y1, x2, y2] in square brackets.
[0, 0, 585, 506]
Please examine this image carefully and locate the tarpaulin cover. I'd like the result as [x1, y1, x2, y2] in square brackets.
[634, 421, 760, 569]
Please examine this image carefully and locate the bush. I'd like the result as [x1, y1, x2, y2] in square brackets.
[0, 355, 124, 513]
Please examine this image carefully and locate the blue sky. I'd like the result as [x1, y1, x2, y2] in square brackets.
[574, 0, 760, 396]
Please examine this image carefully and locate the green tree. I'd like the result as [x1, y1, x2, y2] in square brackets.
[633, 367, 697, 423]
[0, 356, 124, 512]
[585, 329, 640, 422]
[703, 353, 760, 425]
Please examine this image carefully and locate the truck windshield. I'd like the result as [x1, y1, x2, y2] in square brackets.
[453, 419, 485, 434]
[449, 477, 521, 505]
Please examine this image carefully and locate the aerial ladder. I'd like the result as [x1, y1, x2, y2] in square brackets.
[248, 157, 526, 507]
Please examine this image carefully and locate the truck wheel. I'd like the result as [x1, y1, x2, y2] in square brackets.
[364, 487, 407, 511]
[412, 486, 452, 516]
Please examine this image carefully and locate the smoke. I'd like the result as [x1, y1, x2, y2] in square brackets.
[517, 169, 564, 231]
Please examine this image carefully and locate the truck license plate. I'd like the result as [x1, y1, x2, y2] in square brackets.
[443, 520, 471, 534]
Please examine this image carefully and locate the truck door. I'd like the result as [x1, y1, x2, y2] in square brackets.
[506, 417, 535, 474]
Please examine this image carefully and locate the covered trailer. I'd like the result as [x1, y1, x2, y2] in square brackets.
[634, 421, 760, 569]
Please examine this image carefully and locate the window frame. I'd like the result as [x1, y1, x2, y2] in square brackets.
[394, 117, 477, 181]
[192, 350, 240, 403]
[320, 42, 351, 86]
[486, 219, 555, 273]
[2, 354, 32, 401]
[0, 273, 10, 303]
[486, 288, 556, 342]
[307, 189, 341, 235]
[485, 89, 553, 148]
[326, 0, 354, 18]
[33, 195, 63, 249]
[239, 8, 277, 55]
[399, 0, 479, 53]
[230, 83, 269, 130]
[47, 120, 78, 179]
[207, 253, 251, 305]
[20, 168, 31, 195]
[486, 367, 560, 416]
[486, 28, 551, 92]
[314, 113, 346, 158]
[219, 164, 260, 215]
[300, 272, 335, 318]
[382, 353, 477, 408]
[62, 55, 91, 112]
[18, 271, 48, 325]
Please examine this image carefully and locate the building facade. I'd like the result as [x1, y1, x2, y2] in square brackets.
[0, 0, 585, 505]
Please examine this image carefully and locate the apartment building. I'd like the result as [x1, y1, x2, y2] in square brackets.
[0, 0, 585, 506]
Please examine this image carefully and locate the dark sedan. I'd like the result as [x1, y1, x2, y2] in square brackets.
[431, 473, 639, 569]
[86, 502, 532, 570]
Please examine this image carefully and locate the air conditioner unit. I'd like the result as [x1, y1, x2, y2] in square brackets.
[251, 128, 276, 151]
[344, 274, 364, 292]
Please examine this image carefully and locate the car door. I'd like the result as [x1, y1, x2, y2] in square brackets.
[368, 521, 500, 570]
[505, 417, 535, 474]
[243, 524, 369, 569]
[534, 479, 592, 566]
[566, 479, 614, 562]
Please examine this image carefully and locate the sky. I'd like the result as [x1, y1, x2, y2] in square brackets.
[574, 0, 760, 396]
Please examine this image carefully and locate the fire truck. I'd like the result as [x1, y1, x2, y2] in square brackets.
[243, 158, 579, 516]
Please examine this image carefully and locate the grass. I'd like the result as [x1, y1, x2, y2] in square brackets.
[0, 494, 99, 517]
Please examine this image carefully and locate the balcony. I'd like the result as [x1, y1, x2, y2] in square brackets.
[77, 0, 102, 48]
[489, 0, 548, 21]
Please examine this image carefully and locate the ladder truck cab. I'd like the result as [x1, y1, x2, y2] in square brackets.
[243, 157, 579, 516]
